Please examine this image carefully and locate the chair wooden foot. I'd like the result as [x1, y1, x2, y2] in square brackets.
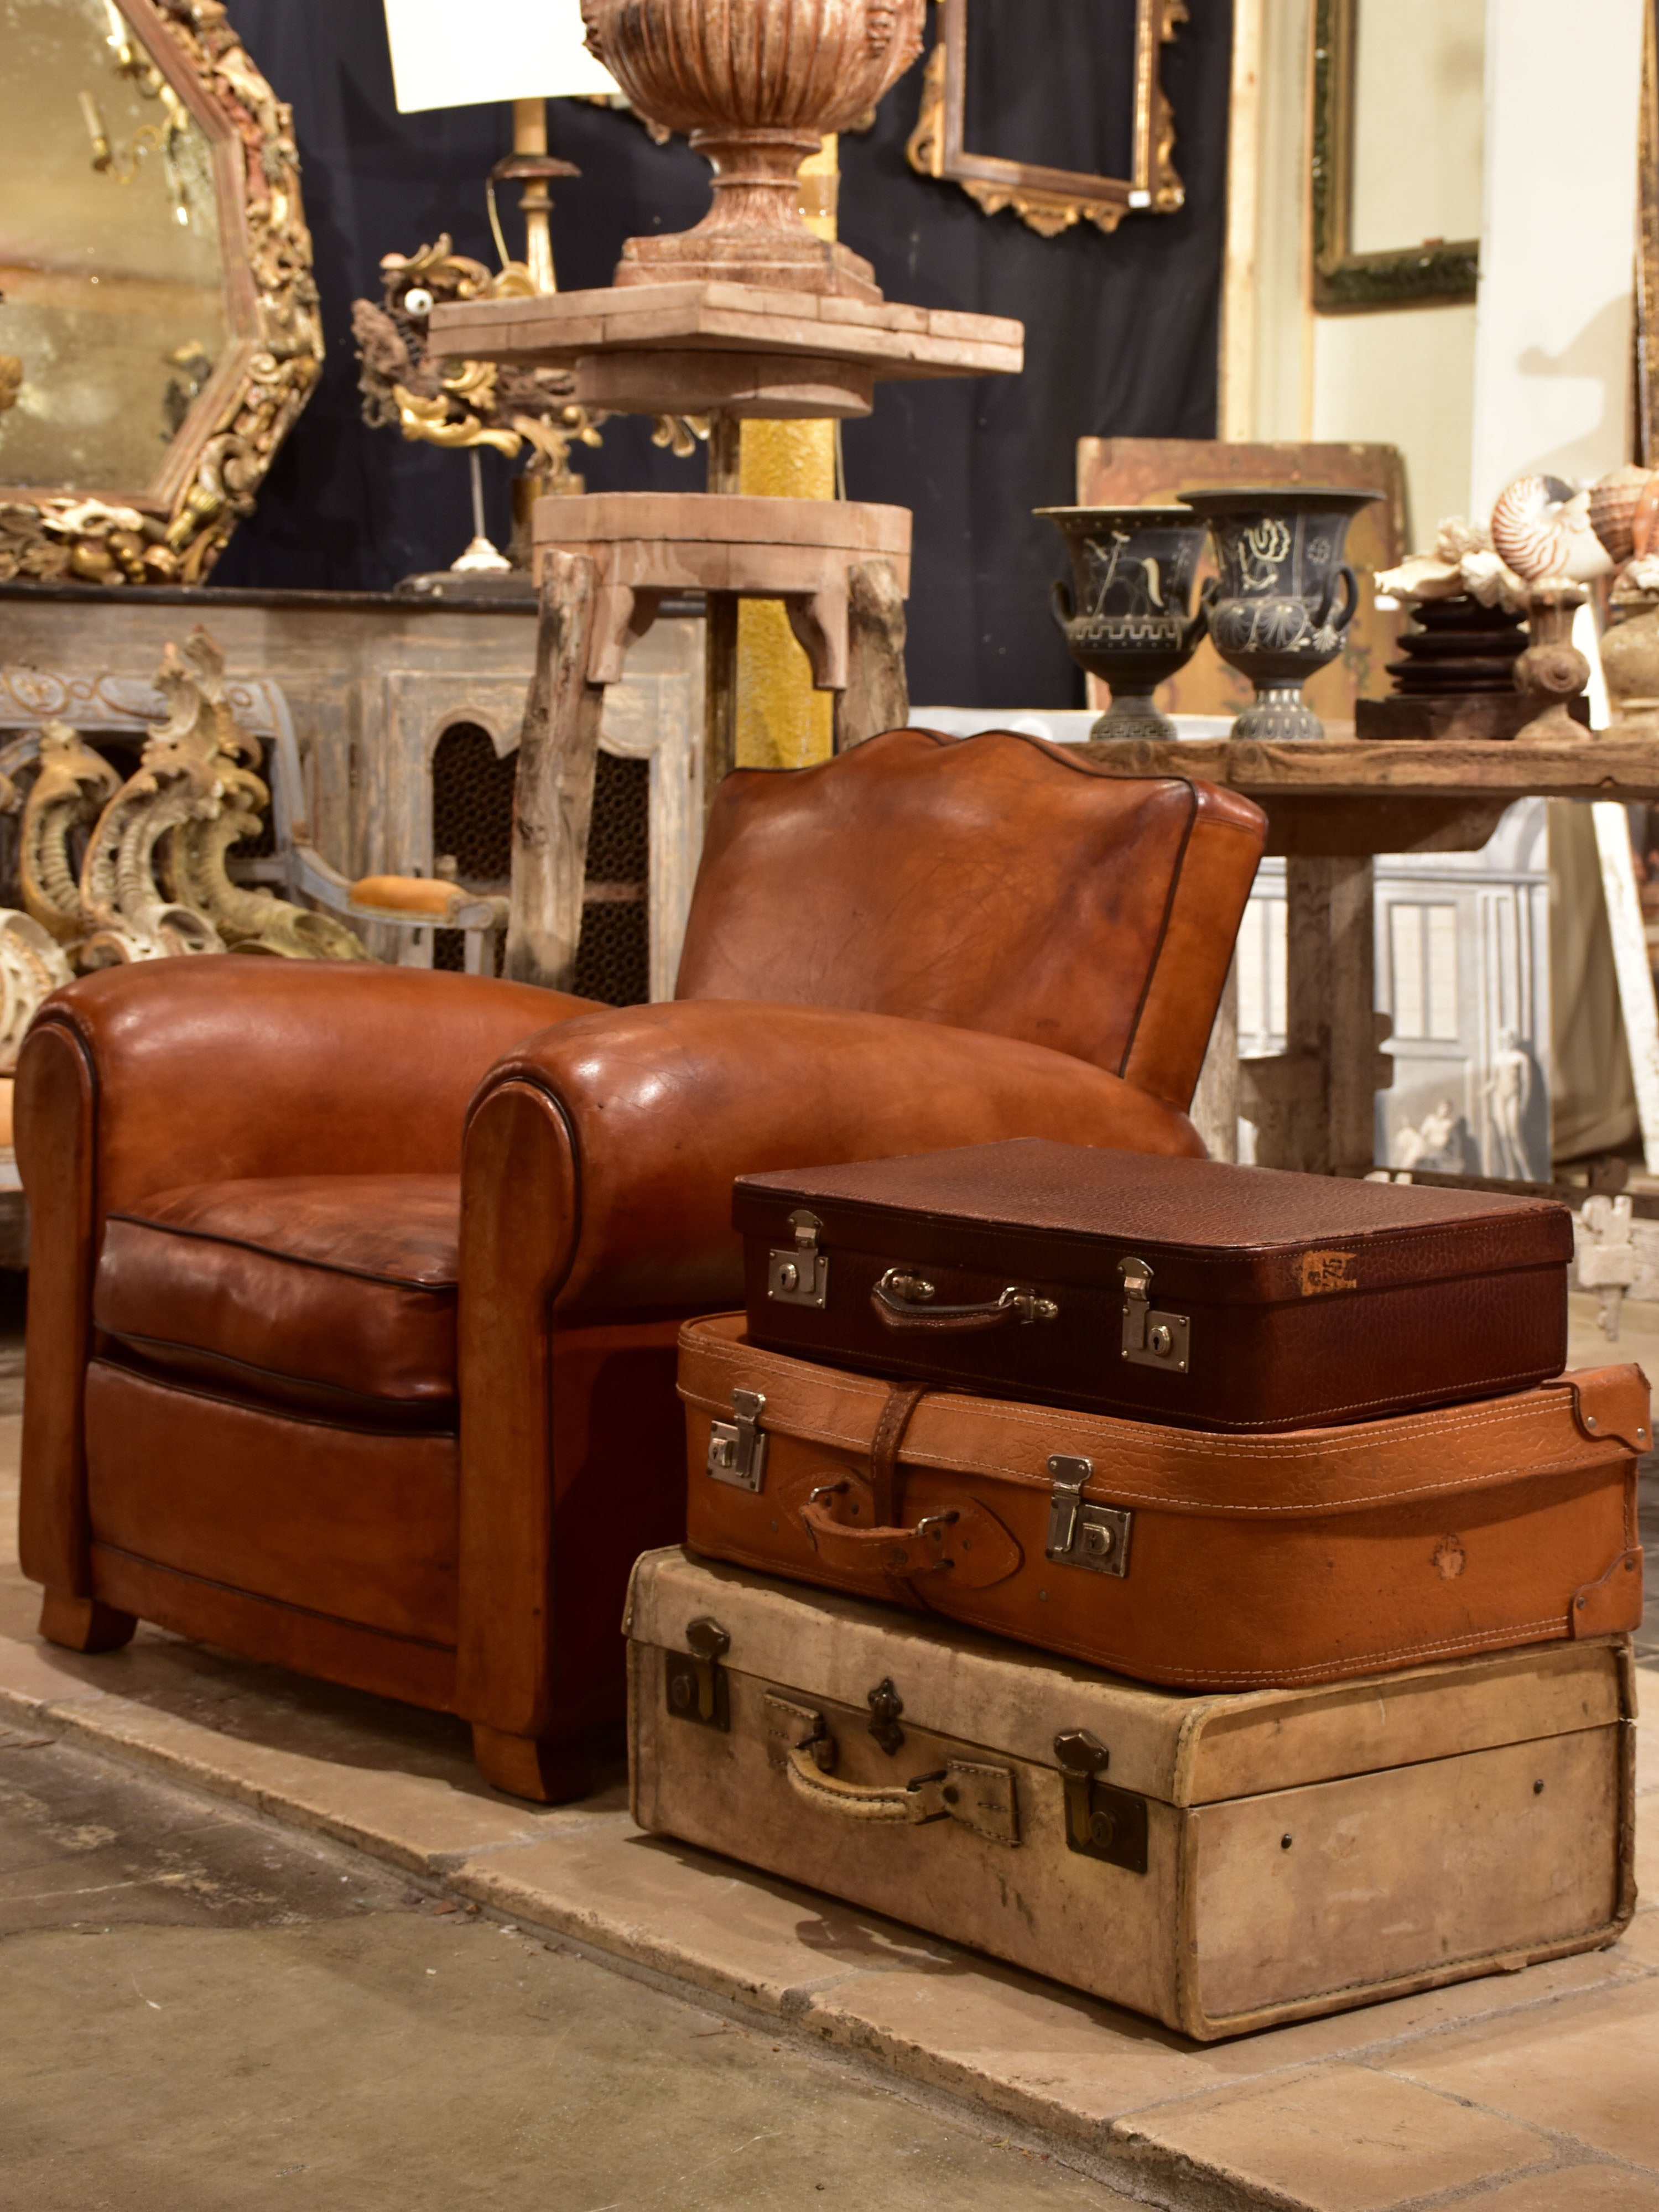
[471, 1722, 595, 1805]
[39, 1591, 138, 1654]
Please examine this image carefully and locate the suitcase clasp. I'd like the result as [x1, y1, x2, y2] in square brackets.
[1054, 1729, 1149, 1874]
[768, 1209, 829, 1309]
[707, 1388, 769, 1493]
[665, 1616, 732, 1731]
[1118, 1255, 1190, 1374]
[1046, 1455, 1133, 1579]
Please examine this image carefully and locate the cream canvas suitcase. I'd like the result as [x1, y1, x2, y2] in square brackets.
[626, 1548, 1637, 2042]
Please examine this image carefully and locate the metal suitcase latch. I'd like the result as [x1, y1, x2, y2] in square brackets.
[1045, 1455, 1132, 1578]
[706, 1388, 768, 1492]
[664, 1616, 731, 1731]
[1054, 1729, 1148, 1874]
[1118, 1255, 1190, 1373]
[768, 1209, 829, 1309]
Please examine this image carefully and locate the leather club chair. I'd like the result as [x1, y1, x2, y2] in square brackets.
[15, 729, 1266, 1800]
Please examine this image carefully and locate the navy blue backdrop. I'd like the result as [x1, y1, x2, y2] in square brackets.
[211, 2, 1234, 710]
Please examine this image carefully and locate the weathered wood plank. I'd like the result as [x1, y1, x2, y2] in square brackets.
[505, 553, 602, 993]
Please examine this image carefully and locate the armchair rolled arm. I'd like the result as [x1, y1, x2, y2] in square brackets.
[464, 998, 1203, 1318]
[17, 956, 597, 1207]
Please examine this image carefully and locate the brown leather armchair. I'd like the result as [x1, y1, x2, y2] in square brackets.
[16, 730, 1265, 1799]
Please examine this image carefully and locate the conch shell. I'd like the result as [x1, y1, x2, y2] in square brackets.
[1490, 475, 1614, 585]
[1374, 514, 1527, 612]
[1589, 463, 1659, 565]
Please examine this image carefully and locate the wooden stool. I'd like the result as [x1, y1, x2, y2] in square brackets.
[507, 492, 912, 991]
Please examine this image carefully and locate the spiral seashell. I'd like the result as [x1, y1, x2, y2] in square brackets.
[1490, 475, 1615, 585]
[1589, 465, 1658, 564]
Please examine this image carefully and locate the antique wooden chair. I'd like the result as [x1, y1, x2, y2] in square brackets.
[15, 729, 1265, 1800]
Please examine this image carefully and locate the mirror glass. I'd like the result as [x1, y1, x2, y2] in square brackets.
[963, 0, 1137, 181]
[1349, 0, 1484, 257]
[0, 0, 227, 500]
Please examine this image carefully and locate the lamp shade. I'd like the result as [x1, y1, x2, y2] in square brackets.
[383, 0, 620, 112]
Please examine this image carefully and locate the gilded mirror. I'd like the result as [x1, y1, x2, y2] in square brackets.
[1312, 0, 1483, 311]
[0, 0, 322, 585]
[906, 0, 1186, 238]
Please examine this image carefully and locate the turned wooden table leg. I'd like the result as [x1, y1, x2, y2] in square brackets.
[39, 1590, 137, 1653]
[506, 551, 605, 994]
[1242, 855, 1392, 1174]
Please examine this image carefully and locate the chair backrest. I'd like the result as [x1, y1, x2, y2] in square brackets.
[674, 728, 1266, 1112]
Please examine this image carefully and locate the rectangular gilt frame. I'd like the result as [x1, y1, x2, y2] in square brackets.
[905, 0, 1187, 238]
[1312, 0, 1479, 313]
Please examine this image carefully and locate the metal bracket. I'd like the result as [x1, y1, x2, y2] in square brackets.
[1044, 1455, 1132, 1578]
[1054, 1729, 1148, 1873]
[664, 1616, 731, 1731]
[706, 1388, 768, 1493]
[1117, 1255, 1190, 1374]
[768, 1208, 829, 1309]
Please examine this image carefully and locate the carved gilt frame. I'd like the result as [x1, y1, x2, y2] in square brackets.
[905, 0, 1186, 239]
[1311, 0, 1479, 313]
[0, 0, 323, 587]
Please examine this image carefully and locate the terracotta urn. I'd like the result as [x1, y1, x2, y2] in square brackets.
[1596, 585, 1659, 735]
[1177, 487, 1379, 741]
[1037, 506, 1211, 742]
[579, 0, 925, 299]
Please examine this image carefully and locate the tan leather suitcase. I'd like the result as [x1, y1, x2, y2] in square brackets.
[679, 1313, 1647, 1690]
[627, 1547, 1638, 2040]
[735, 1139, 1575, 1432]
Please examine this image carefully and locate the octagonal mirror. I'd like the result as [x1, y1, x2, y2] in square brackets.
[0, 0, 321, 585]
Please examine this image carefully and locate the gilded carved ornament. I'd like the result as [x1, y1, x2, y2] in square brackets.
[0, 633, 367, 1004]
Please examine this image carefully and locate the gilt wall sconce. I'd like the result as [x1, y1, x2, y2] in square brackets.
[1312, 0, 1482, 312]
[905, 0, 1187, 238]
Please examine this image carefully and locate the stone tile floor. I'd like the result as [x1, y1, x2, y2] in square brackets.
[0, 1294, 1653, 2210]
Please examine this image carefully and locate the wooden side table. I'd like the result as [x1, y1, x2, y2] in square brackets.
[1087, 733, 1659, 1175]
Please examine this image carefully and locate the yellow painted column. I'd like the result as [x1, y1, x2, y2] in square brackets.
[734, 137, 839, 770]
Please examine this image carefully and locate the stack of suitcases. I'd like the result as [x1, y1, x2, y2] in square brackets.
[625, 1139, 1647, 2041]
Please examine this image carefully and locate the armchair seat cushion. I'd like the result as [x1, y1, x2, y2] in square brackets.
[94, 1175, 461, 1430]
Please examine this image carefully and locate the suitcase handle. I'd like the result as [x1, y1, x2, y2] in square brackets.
[872, 1270, 1059, 1332]
[770, 1700, 1019, 1846]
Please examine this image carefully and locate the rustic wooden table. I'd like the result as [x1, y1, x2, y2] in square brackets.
[1086, 732, 1659, 1175]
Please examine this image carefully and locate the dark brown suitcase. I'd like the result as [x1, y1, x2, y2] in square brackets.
[735, 1138, 1574, 1433]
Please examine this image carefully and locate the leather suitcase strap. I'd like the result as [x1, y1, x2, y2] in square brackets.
[679, 1313, 1650, 1517]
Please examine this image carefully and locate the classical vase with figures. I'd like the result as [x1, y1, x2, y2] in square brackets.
[1178, 487, 1380, 741]
[1037, 506, 1211, 742]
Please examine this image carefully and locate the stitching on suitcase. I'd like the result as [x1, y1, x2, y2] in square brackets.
[680, 1345, 1634, 1510]
[939, 1616, 1572, 1683]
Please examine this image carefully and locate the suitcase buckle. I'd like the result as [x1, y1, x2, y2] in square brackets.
[768, 1209, 829, 1309]
[1118, 1255, 1190, 1373]
[707, 1388, 769, 1492]
[1045, 1455, 1133, 1578]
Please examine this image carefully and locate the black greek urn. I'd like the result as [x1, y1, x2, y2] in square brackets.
[1176, 487, 1380, 741]
[1038, 506, 1211, 742]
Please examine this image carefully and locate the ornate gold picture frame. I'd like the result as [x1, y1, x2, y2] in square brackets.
[1311, 0, 1480, 312]
[905, 0, 1187, 240]
[0, 0, 323, 587]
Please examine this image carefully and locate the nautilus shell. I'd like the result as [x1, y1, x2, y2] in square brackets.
[1589, 464, 1659, 566]
[1490, 475, 1614, 586]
